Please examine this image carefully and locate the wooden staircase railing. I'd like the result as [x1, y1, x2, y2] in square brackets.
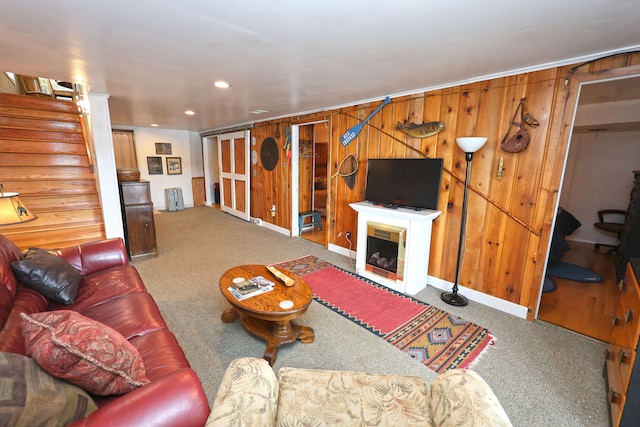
[0, 93, 106, 250]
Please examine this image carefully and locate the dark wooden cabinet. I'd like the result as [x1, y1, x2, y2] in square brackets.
[605, 259, 640, 426]
[119, 180, 157, 259]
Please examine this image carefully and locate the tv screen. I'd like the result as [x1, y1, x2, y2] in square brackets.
[364, 158, 444, 210]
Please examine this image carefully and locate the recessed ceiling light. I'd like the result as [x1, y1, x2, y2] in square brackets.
[185, 110, 195, 115]
[250, 109, 268, 115]
[214, 81, 230, 89]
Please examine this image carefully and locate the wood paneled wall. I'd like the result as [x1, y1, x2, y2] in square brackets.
[250, 53, 640, 318]
[0, 93, 105, 250]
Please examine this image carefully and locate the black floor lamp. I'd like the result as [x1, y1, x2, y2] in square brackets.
[441, 137, 488, 307]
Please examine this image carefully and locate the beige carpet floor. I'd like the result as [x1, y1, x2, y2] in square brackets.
[132, 206, 608, 426]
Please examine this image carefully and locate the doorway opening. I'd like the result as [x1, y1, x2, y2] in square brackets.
[216, 130, 251, 222]
[538, 75, 640, 342]
[295, 121, 329, 246]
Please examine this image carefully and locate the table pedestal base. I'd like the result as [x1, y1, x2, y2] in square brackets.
[222, 307, 314, 365]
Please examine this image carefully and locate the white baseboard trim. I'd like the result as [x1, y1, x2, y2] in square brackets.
[260, 221, 290, 236]
[327, 243, 356, 259]
[326, 242, 527, 319]
[428, 276, 529, 319]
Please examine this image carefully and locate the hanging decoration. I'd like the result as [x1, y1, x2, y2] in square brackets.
[341, 97, 391, 146]
[283, 125, 291, 165]
[334, 107, 541, 236]
[331, 154, 359, 189]
[500, 98, 539, 153]
[395, 121, 445, 138]
[260, 137, 278, 171]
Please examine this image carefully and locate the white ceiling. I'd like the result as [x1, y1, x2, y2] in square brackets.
[1, 0, 639, 133]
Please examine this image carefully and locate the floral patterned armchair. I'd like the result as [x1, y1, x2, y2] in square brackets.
[206, 357, 511, 427]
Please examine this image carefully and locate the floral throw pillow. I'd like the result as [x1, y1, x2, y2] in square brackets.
[20, 310, 150, 396]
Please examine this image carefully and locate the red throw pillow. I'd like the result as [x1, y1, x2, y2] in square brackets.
[20, 310, 150, 396]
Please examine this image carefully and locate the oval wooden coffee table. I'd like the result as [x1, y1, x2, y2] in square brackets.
[219, 264, 314, 365]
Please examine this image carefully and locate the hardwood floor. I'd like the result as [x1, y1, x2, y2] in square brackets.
[300, 216, 326, 246]
[538, 241, 619, 343]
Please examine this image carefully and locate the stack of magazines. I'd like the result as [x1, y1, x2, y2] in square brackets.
[228, 276, 275, 300]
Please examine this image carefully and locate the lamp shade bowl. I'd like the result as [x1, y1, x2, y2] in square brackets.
[456, 137, 488, 153]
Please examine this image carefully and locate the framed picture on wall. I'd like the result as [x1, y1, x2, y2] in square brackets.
[147, 156, 163, 175]
[166, 157, 182, 175]
[155, 142, 172, 155]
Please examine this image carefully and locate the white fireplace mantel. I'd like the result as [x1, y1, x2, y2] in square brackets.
[350, 202, 441, 295]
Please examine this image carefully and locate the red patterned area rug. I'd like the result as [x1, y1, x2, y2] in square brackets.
[274, 255, 495, 373]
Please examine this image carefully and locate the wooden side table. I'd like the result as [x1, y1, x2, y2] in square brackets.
[119, 180, 157, 260]
[219, 264, 314, 365]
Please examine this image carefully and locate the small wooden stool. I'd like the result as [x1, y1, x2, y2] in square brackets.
[299, 211, 322, 232]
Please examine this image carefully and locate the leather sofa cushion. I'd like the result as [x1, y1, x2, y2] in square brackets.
[56, 237, 128, 276]
[0, 287, 49, 355]
[130, 330, 191, 380]
[0, 235, 24, 329]
[77, 292, 168, 341]
[0, 285, 16, 335]
[48, 265, 147, 312]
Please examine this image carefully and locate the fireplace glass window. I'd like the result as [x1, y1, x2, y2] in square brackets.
[365, 222, 406, 281]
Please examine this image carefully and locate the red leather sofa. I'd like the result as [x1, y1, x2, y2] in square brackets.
[0, 235, 210, 426]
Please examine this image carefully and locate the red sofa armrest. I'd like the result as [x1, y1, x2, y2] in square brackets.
[68, 369, 210, 427]
[56, 238, 129, 276]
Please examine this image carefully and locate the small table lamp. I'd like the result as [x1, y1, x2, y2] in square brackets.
[441, 137, 488, 306]
[0, 184, 37, 225]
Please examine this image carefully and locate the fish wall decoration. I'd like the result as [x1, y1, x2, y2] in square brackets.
[396, 121, 445, 138]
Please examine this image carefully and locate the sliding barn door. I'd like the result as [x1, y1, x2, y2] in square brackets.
[217, 130, 250, 221]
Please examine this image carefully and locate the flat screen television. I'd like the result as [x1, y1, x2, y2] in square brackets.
[364, 158, 444, 210]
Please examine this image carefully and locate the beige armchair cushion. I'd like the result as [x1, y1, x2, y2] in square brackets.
[206, 357, 279, 426]
[429, 369, 512, 427]
[275, 366, 433, 427]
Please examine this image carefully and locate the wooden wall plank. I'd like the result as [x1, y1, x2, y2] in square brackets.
[466, 84, 503, 294]
[2, 224, 105, 251]
[7, 209, 104, 230]
[0, 166, 93, 181]
[0, 139, 86, 155]
[19, 194, 101, 211]
[0, 153, 89, 167]
[0, 116, 81, 132]
[0, 128, 84, 142]
[429, 89, 461, 280]
[0, 93, 79, 113]
[421, 92, 442, 158]
[0, 106, 80, 122]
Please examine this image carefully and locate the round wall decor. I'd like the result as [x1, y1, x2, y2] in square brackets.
[260, 137, 278, 171]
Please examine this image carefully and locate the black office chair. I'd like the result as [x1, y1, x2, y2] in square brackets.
[543, 207, 582, 293]
[594, 209, 626, 255]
